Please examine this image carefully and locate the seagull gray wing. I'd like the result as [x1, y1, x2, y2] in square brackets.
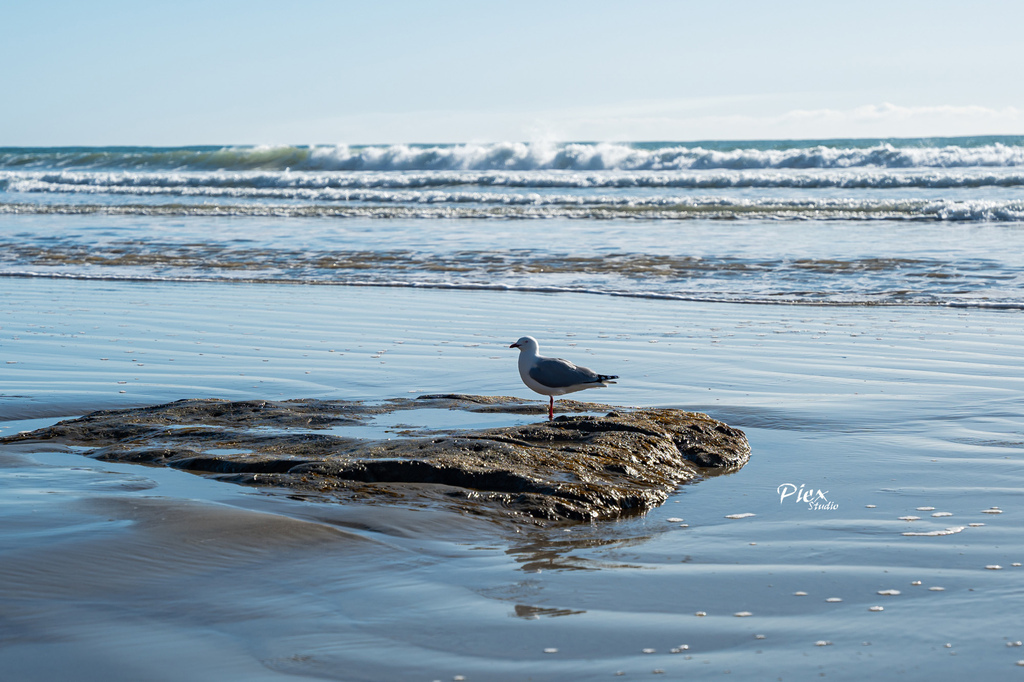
[529, 357, 602, 389]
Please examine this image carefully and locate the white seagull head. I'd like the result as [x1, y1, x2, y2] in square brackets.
[509, 336, 539, 353]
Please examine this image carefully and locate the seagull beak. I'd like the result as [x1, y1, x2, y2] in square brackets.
[509, 342, 520, 348]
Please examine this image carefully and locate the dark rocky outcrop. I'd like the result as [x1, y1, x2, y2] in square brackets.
[2, 394, 750, 523]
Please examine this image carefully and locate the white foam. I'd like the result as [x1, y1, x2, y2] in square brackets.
[7, 167, 1024, 192]
[5, 178, 1024, 223]
[4, 139, 1024, 174]
[902, 526, 967, 537]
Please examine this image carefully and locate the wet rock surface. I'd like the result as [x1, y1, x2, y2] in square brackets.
[3, 394, 750, 523]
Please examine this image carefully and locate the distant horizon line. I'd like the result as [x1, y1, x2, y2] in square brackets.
[3, 133, 1024, 151]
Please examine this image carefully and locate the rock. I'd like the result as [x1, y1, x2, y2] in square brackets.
[2, 394, 750, 523]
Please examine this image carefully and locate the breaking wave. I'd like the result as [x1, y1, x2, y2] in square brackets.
[3, 137, 1024, 172]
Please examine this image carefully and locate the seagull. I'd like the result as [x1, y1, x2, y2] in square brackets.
[509, 336, 618, 420]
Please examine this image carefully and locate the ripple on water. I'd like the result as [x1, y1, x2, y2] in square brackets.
[902, 526, 966, 537]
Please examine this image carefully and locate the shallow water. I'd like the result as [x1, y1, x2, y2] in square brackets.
[5, 212, 1024, 307]
[2, 278, 1023, 680]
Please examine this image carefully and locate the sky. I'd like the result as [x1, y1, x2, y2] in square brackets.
[4, 0, 1023, 146]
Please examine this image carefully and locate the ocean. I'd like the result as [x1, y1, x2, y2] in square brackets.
[3, 137, 1024, 307]
[2, 138, 1023, 680]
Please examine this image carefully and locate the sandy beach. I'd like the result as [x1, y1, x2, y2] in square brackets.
[2, 277, 1023, 680]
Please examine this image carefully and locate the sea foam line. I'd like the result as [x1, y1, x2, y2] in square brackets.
[3, 200, 1024, 222]
[8, 268, 1024, 307]
[2, 271, 1023, 310]
[7, 168, 1024, 191]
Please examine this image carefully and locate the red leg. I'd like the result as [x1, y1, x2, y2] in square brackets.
[548, 396, 554, 420]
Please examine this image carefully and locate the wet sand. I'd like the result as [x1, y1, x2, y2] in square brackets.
[2, 278, 1023, 680]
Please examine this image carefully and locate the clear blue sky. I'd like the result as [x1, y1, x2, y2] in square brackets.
[4, 0, 1022, 146]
